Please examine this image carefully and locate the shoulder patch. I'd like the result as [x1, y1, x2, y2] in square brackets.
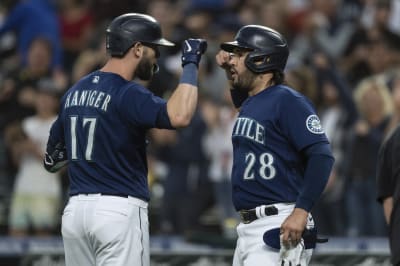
[306, 115, 324, 134]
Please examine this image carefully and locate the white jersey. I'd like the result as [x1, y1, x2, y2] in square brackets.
[14, 115, 61, 196]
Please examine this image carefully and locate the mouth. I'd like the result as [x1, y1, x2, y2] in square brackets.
[230, 69, 237, 78]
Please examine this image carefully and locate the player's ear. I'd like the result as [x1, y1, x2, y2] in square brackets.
[131, 42, 143, 58]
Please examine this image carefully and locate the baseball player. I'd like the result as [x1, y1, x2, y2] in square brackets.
[43, 13, 207, 266]
[215, 25, 334, 266]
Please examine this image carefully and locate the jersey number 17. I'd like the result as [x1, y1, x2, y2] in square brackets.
[69, 116, 97, 161]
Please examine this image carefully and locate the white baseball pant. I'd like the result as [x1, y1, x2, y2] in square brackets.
[233, 203, 314, 266]
[61, 194, 149, 266]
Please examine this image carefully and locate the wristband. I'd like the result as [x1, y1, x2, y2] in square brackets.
[179, 63, 198, 86]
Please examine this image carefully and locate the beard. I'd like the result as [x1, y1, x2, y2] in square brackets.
[135, 56, 155, 81]
[232, 68, 257, 92]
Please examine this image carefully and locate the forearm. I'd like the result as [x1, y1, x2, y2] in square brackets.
[383, 197, 393, 225]
[167, 64, 198, 128]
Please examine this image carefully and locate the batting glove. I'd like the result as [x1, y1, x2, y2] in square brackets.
[181, 38, 207, 67]
[44, 142, 68, 173]
[279, 235, 307, 266]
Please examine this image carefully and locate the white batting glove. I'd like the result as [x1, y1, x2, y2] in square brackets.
[278, 235, 307, 266]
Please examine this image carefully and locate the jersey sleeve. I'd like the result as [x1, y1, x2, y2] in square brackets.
[47, 115, 65, 147]
[279, 94, 328, 151]
[376, 133, 395, 203]
[47, 94, 67, 147]
[119, 84, 173, 129]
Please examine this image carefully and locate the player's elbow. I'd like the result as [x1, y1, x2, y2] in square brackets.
[170, 114, 192, 128]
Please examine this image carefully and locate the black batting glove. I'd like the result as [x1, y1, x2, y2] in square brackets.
[181, 38, 207, 67]
[44, 142, 68, 173]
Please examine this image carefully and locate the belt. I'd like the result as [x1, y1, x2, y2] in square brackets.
[70, 193, 129, 198]
[239, 205, 278, 224]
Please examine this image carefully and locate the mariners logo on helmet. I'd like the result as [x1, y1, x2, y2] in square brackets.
[220, 25, 289, 74]
[306, 115, 324, 134]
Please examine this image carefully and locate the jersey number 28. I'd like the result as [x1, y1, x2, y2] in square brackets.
[244, 152, 276, 180]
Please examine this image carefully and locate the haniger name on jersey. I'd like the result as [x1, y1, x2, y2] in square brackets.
[232, 117, 265, 144]
[64, 89, 112, 112]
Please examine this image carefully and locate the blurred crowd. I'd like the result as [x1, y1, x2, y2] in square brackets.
[1, 0, 400, 241]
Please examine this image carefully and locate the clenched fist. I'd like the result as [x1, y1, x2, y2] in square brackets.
[181, 38, 207, 67]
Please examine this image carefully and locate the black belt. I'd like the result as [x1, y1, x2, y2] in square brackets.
[71, 193, 129, 198]
[239, 205, 278, 224]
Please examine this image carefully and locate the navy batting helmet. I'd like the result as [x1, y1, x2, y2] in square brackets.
[220, 25, 289, 73]
[106, 13, 175, 57]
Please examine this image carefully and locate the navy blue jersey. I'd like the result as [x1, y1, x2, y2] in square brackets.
[231, 84, 329, 210]
[48, 71, 173, 201]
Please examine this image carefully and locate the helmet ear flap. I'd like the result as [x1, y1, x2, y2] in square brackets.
[245, 51, 271, 73]
[245, 50, 288, 74]
[222, 25, 289, 73]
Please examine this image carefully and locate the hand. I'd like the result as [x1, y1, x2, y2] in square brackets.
[181, 38, 207, 67]
[280, 208, 308, 247]
[279, 237, 307, 266]
[216, 50, 235, 81]
[44, 142, 68, 173]
[215, 50, 231, 70]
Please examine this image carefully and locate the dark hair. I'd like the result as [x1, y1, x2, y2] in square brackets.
[271, 70, 285, 85]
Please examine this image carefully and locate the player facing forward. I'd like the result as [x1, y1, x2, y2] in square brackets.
[43, 13, 207, 266]
[215, 25, 334, 265]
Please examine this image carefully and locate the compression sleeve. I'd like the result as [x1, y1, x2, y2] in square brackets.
[230, 88, 249, 108]
[295, 142, 334, 212]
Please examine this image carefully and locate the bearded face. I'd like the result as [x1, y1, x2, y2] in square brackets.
[232, 67, 258, 92]
[134, 46, 159, 81]
[135, 54, 154, 81]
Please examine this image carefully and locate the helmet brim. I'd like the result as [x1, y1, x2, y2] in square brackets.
[220, 41, 254, 52]
[155, 38, 175, 47]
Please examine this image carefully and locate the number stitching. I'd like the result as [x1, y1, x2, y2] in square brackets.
[244, 153, 256, 180]
[243, 152, 276, 180]
[69, 116, 97, 161]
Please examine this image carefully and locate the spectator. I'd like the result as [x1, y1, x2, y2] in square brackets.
[70, 25, 107, 83]
[202, 94, 239, 239]
[152, 108, 212, 235]
[344, 77, 392, 236]
[0, 37, 66, 129]
[59, 0, 94, 73]
[0, 0, 63, 69]
[5, 79, 62, 236]
[311, 53, 357, 236]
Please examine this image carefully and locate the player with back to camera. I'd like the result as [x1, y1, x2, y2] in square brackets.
[215, 25, 334, 266]
[43, 13, 207, 266]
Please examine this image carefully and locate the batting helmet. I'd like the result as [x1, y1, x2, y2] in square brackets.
[106, 13, 175, 57]
[220, 25, 289, 73]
